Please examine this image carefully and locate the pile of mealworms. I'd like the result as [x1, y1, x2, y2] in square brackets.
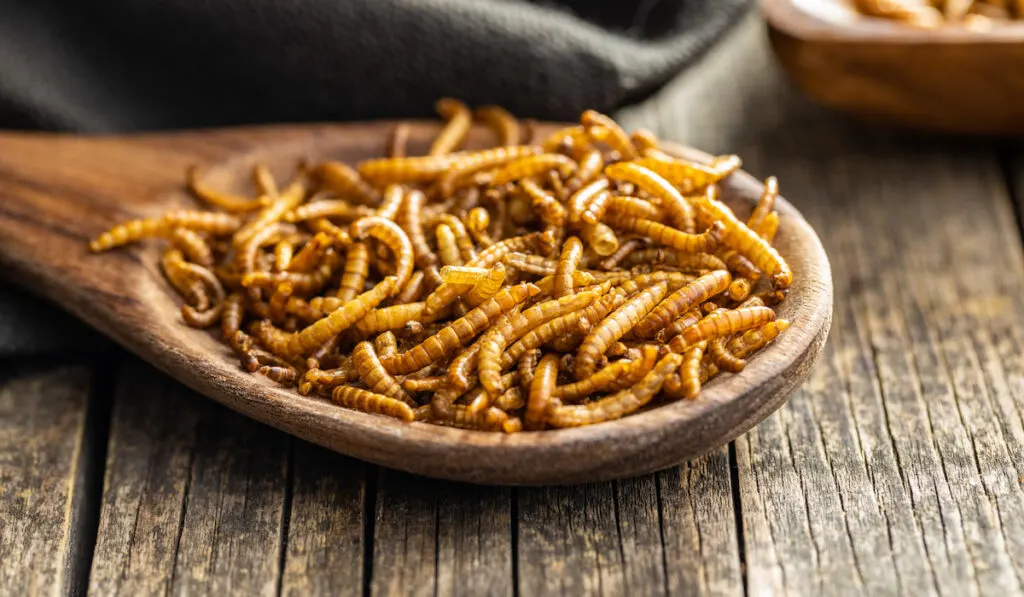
[88, 101, 792, 432]
[853, 0, 1023, 28]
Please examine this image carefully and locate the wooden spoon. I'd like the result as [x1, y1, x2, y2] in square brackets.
[765, 0, 1024, 136]
[0, 122, 832, 485]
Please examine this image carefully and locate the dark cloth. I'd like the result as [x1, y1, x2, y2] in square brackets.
[0, 0, 750, 353]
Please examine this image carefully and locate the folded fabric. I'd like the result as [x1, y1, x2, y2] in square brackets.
[0, 0, 750, 353]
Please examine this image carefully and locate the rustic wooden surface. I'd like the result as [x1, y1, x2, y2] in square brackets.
[2, 8, 1024, 596]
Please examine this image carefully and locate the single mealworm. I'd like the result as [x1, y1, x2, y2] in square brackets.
[354, 302, 426, 335]
[553, 345, 658, 403]
[318, 161, 381, 206]
[553, 236, 584, 298]
[580, 110, 639, 160]
[474, 105, 521, 146]
[605, 213, 723, 254]
[387, 123, 410, 158]
[352, 341, 415, 405]
[381, 283, 540, 375]
[693, 187, 792, 289]
[477, 290, 601, 395]
[395, 271, 427, 304]
[187, 166, 267, 212]
[680, 342, 707, 399]
[604, 162, 695, 232]
[429, 98, 472, 156]
[436, 146, 542, 197]
[574, 282, 668, 379]
[547, 353, 683, 427]
[331, 386, 415, 421]
[286, 200, 375, 223]
[489, 154, 577, 186]
[606, 195, 662, 221]
[524, 353, 559, 430]
[436, 224, 462, 266]
[399, 189, 438, 268]
[349, 217, 414, 292]
[568, 179, 609, 224]
[709, 337, 746, 373]
[580, 222, 619, 257]
[633, 270, 732, 339]
[668, 306, 776, 353]
[283, 277, 395, 357]
[565, 147, 604, 194]
[747, 176, 779, 232]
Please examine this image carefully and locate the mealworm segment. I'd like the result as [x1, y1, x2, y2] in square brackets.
[88, 102, 794, 431]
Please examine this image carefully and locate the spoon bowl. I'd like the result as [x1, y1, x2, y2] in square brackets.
[0, 122, 832, 485]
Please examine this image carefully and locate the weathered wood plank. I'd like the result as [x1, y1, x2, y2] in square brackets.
[0, 363, 97, 595]
[88, 358, 289, 596]
[369, 469, 513, 597]
[515, 455, 743, 597]
[624, 11, 1024, 596]
[280, 441, 366, 597]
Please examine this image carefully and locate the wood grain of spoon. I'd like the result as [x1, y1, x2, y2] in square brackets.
[0, 122, 833, 485]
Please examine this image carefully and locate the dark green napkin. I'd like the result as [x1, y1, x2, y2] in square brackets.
[0, 0, 750, 353]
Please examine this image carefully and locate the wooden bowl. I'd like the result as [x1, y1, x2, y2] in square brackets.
[764, 0, 1024, 135]
[0, 123, 833, 485]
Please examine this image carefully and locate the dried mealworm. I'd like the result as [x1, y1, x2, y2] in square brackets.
[465, 207, 493, 247]
[439, 265, 489, 285]
[605, 213, 723, 254]
[668, 306, 776, 353]
[477, 290, 601, 395]
[181, 303, 224, 328]
[489, 154, 577, 186]
[354, 302, 426, 335]
[553, 345, 658, 402]
[381, 283, 539, 375]
[568, 179, 609, 224]
[580, 222, 619, 257]
[554, 236, 584, 298]
[353, 341, 415, 405]
[580, 110, 639, 160]
[350, 217, 414, 292]
[273, 239, 294, 272]
[633, 270, 732, 339]
[758, 211, 780, 244]
[693, 187, 792, 289]
[525, 353, 560, 430]
[398, 189, 438, 268]
[318, 161, 381, 206]
[680, 342, 707, 399]
[258, 364, 300, 386]
[748, 176, 779, 232]
[429, 98, 472, 156]
[253, 164, 279, 197]
[606, 195, 662, 221]
[286, 200, 376, 224]
[284, 277, 395, 357]
[395, 271, 427, 304]
[548, 353, 683, 427]
[502, 253, 559, 276]
[168, 228, 214, 267]
[287, 232, 334, 273]
[331, 386, 415, 421]
[604, 162, 695, 231]
[335, 241, 370, 300]
[575, 282, 668, 379]
[234, 174, 308, 244]
[630, 128, 660, 154]
[436, 146, 541, 197]
[436, 224, 463, 266]
[474, 105, 521, 146]
[388, 123, 410, 158]
[617, 248, 726, 273]
[187, 166, 265, 212]
[466, 263, 507, 306]
[375, 184, 405, 221]
[631, 155, 739, 194]
[709, 337, 746, 373]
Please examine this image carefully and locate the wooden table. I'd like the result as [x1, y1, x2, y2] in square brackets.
[4, 11, 1024, 597]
